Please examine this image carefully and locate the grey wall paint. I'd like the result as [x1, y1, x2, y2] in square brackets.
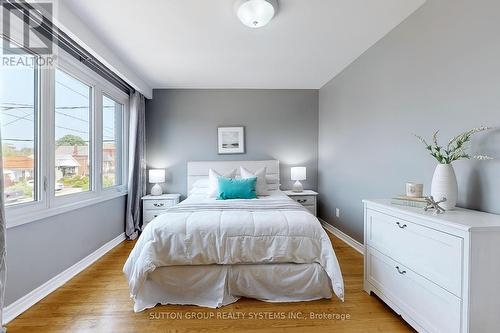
[5, 197, 125, 306]
[318, 0, 500, 243]
[146, 89, 319, 197]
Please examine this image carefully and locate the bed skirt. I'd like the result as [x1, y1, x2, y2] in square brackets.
[133, 263, 333, 312]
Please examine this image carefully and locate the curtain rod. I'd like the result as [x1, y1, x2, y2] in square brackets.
[3, 0, 135, 95]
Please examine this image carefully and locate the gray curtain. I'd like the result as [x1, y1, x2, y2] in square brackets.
[0, 126, 6, 332]
[125, 91, 146, 240]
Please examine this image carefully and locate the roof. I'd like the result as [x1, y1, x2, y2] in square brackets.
[55, 144, 116, 156]
[3, 156, 34, 169]
[55, 155, 80, 167]
[55, 145, 89, 156]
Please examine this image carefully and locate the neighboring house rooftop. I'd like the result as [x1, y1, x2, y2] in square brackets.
[3, 156, 34, 169]
[56, 145, 89, 156]
[55, 144, 115, 157]
[55, 155, 80, 167]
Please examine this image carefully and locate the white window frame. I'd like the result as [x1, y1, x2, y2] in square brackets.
[5, 47, 129, 228]
[2, 50, 47, 217]
[51, 56, 97, 206]
[100, 91, 128, 194]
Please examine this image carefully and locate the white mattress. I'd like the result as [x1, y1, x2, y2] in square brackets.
[124, 190, 344, 311]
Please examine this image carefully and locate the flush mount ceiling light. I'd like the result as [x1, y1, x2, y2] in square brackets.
[235, 0, 278, 28]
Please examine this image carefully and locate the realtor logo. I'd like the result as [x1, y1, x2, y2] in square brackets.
[1, 1, 53, 55]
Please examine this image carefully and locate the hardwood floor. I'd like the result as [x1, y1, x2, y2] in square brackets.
[7, 232, 415, 333]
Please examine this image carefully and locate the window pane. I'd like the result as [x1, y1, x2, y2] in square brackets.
[102, 95, 123, 188]
[54, 69, 92, 196]
[0, 45, 38, 205]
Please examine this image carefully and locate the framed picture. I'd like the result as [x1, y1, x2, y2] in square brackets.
[218, 126, 245, 154]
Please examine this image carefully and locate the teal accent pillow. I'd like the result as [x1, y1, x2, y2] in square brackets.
[217, 176, 257, 200]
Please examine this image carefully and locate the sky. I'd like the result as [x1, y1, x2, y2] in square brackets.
[0, 52, 36, 150]
[1, 46, 120, 152]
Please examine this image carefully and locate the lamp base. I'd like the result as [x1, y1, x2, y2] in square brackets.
[292, 180, 303, 192]
[151, 183, 163, 196]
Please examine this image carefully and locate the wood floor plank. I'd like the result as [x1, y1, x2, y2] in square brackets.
[7, 231, 415, 333]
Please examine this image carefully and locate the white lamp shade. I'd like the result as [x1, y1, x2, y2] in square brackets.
[149, 169, 165, 184]
[291, 167, 306, 181]
[236, 0, 278, 28]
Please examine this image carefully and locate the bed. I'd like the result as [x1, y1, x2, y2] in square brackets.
[123, 160, 344, 312]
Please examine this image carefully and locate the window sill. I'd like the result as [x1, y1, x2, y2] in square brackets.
[6, 191, 127, 229]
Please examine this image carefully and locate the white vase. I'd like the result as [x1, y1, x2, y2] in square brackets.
[431, 164, 458, 210]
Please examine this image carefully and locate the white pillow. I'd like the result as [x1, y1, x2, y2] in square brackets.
[240, 166, 269, 196]
[208, 168, 237, 197]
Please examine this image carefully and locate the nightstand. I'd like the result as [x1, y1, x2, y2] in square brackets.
[284, 190, 318, 216]
[141, 194, 181, 227]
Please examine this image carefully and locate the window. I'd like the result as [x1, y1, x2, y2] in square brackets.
[1, 35, 129, 227]
[102, 95, 123, 188]
[0, 44, 39, 206]
[54, 69, 92, 196]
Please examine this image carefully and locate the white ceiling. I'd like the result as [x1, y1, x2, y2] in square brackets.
[63, 0, 425, 90]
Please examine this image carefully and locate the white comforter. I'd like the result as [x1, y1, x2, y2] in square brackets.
[123, 191, 344, 301]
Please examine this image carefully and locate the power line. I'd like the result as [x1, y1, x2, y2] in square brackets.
[55, 125, 87, 135]
[3, 114, 32, 126]
[2, 138, 33, 142]
[1, 105, 116, 110]
[2, 139, 117, 143]
[55, 79, 89, 100]
[1, 104, 120, 142]
[55, 110, 88, 123]
[0, 106, 33, 111]
[2, 110, 33, 126]
[1, 106, 116, 132]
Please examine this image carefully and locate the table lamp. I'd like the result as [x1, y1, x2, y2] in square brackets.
[149, 169, 165, 196]
[291, 167, 306, 192]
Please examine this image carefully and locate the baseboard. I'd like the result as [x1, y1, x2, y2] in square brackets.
[320, 219, 364, 255]
[3, 232, 126, 324]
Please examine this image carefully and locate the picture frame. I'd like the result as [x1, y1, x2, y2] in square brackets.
[217, 126, 245, 154]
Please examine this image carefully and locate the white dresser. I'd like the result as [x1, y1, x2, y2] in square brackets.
[363, 199, 500, 333]
[142, 194, 181, 227]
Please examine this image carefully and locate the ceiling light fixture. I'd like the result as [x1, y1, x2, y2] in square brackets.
[235, 0, 278, 29]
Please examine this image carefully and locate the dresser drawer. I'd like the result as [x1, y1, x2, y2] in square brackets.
[144, 199, 176, 210]
[143, 210, 168, 223]
[367, 247, 461, 333]
[366, 209, 463, 296]
[290, 195, 316, 206]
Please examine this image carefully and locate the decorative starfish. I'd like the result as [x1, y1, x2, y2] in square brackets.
[424, 196, 447, 214]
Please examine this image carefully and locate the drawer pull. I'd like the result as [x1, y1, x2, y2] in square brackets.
[153, 203, 164, 207]
[395, 266, 407, 275]
[396, 222, 407, 229]
[297, 199, 307, 203]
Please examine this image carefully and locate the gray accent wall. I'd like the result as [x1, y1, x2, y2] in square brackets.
[318, 0, 500, 243]
[146, 89, 319, 197]
[5, 197, 125, 305]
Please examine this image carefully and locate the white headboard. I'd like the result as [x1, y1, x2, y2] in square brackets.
[187, 160, 280, 192]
